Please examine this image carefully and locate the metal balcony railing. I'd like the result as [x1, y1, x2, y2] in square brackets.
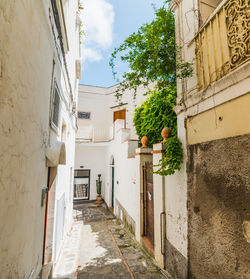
[195, 0, 249, 90]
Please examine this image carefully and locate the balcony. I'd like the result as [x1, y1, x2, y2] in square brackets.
[76, 120, 126, 143]
[195, 0, 249, 90]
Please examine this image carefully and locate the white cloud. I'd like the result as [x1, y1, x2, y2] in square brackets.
[83, 47, 102, 62]
[80, 0, 115, 62]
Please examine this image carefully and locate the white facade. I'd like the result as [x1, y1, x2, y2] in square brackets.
[75, 85, 147, 235]
[0, 1, 80, 278]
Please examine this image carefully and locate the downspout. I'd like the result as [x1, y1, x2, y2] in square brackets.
[42, 168, 50, 265]
[160, 175, 166, 269]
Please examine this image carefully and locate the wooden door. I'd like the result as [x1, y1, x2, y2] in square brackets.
[143, 162, 154, 246]
[113, 109, 126, 127]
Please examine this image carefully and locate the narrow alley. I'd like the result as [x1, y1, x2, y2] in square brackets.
[53, 203, 166, 279]
[1, 1, 250, 278]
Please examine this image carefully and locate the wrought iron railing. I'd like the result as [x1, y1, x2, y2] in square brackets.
[195, 0, 250, 89]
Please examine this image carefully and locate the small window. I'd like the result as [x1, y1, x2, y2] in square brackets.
[51, 84, 61, 130]
[78, 111, 91, 120]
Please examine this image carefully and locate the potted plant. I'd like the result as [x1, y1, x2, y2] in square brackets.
[95, 174, 103, 204]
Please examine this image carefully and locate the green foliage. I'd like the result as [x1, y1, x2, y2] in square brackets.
[109, 1, 192, 101]
[78, 0, 83, 10]
[155, 136, 183, 176]
[78, 1, 85, 44]
[109, 1, 192, 176]
[110, 4, 175, 99]
[133, 86, 183, 176]
[133, 85, 177, 147]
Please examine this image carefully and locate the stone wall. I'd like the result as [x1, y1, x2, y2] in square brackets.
[187, 134, 250, 279]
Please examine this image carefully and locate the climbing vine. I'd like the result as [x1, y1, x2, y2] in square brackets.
[110, 1, 192, 176]
[78, 0, 85, 44]
[133, 85, 177, 147]
[133, 86, 183, 176]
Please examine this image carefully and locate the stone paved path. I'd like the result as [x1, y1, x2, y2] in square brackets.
[54, 203, 166, 279]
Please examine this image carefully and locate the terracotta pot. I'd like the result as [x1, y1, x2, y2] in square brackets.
[96, 195, 102, 201]
[161, 127, 171, 141]
[141, 136, 149, 148]
[94, 195, 103, 206]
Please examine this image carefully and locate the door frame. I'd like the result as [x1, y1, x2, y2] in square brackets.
[73, 169, 91, 201]
[142, 162, 155, 251]
[113, 109, 126, 128]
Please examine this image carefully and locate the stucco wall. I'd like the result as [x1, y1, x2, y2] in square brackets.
[77, 84, 148, 141]
[75, 145, 108, 200]
[162, 112, 188, 279]
[187, 134, 250, 279]
[0, 0, 79, 277]
[0, 1, 52, 278]
[108, 139, 138, 225]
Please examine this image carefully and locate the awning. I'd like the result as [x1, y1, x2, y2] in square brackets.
[46, 141, 66, 167]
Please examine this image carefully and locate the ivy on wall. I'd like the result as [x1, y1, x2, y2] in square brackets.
[133, 85, 177, 147]
[133, 85, 183, 176]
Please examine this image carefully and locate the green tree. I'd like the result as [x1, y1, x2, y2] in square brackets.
[110, 1, 191, 175]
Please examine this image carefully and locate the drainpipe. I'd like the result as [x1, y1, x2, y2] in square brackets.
[159, 127, 171, 268]
[42, 168, 50, 265]
[160, 175, 166, 269]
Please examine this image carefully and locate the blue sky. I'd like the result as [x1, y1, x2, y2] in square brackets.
[80, 0, 164, 87]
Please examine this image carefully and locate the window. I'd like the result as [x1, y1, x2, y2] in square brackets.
[78, 111, 91, 120]
[51, 84, 61, 130]
[51, 0, 69, 52]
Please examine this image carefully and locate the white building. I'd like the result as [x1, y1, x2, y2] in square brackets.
[75, 84, 147, 230]
[74, 83, 186, 271]
[0, 0, 81, 278]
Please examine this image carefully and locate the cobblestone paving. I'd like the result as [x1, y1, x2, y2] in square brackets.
[74, 203, 166, 279]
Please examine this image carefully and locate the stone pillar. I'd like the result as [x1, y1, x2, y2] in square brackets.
[134, 145, 153, 243]
[152, 142, 166, 268]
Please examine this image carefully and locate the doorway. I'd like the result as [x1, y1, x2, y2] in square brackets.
[143, 162, 154, 251]
[113, 109, 126, 127]
[74, 169, 90, 201]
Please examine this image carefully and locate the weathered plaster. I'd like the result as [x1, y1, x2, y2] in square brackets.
[186, 93, 250, 145]
[187, 134, 250, 279]
[0, 0, 79, 277]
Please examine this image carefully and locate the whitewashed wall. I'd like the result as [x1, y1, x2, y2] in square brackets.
[164, 112, 188, 260]
[77, 84, 148, 142]
[75, 84, 146, 238]
[0, 0, 80, 278]
[77, 87, 111, 141]
[75, 144, 108, 200]
[106, 132, 138, 221]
